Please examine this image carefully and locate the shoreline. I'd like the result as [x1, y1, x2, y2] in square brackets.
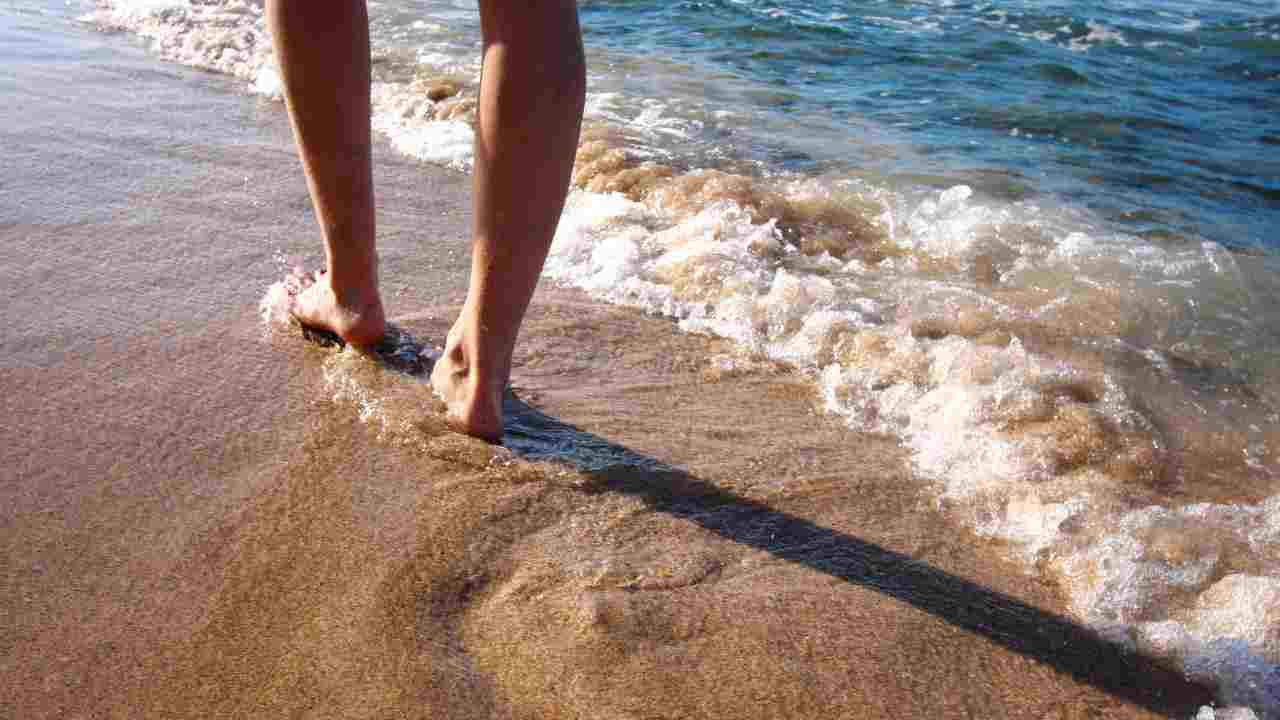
[1, 5, 1234, 719]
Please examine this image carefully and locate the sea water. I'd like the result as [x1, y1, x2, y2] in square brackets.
[79, 0, 1280, 715]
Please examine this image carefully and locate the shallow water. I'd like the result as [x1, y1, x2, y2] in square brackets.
[8, 0, 1280, 716]
[81, 0, 1280, 248]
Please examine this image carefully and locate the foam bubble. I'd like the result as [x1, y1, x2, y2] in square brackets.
[1055, 505, 1280, 714]
[258, 267, 309, 331]
[1186, 575, 1280, 661]
[1197, 706, 1263, 720]
[257, 277, 295, 329]
[101, 0, 189, 20]
[370, 82, 474, 169]
[251, 64, 282, 98]
[1069, 21, 1131, 52]
[87, 0, 272, 83]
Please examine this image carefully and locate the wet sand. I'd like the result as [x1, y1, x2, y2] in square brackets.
[1, 9, 1214, 719]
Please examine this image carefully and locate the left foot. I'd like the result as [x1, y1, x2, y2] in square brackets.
[289, 270, 386, 346]
[430, 317, 506, 443]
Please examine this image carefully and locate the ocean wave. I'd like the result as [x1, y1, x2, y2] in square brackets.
[81, 0, 271, 83]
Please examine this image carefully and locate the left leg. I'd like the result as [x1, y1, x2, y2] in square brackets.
[430, 0, 587, 441]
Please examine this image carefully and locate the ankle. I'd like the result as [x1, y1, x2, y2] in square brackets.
[326, 276, 381, 312]
[325, 252, 379, 304]
[444, 320, 510, 396]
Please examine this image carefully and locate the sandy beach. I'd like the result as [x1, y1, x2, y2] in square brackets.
[0, 5, 1221, 718]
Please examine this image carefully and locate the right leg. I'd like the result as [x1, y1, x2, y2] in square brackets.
[267, 0, 386, 346]
[430, 0, 587, 441]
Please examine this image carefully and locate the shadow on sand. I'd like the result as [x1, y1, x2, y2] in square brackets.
[352, 323, 1215, 718]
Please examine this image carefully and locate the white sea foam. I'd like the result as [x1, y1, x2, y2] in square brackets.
[370, 89, 475, 170]
[257, 275, 296, 329]
[583, 93, 700, 159]
[1068, 21, 1131, 52]
[92, 0, 187, 21]
[1198, 705, 1263, 720]
[414, 48, 478, 76]
[87, 0, 481, 166]
[250, 63, 281, 98]
[865, 15, 942, 34]
[84, 0, 272, 83]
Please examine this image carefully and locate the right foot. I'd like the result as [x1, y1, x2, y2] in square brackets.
[430, 319, 506, 443]
[290, 270, 386, 346]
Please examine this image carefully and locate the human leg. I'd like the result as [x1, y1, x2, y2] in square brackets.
[430, 0, 587, 441]
[267, 0, 386, 346]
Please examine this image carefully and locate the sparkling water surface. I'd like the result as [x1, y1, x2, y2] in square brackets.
[567, 0, 1280, 248]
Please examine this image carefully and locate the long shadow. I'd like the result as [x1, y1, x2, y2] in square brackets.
[349, 325, 1216, 716]
[500, 396, 1215, 717]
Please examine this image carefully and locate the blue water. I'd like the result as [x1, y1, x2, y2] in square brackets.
[577, 0, 1280, 249]
[61, 0, 1280, 248]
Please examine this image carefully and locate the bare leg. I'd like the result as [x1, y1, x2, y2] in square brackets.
[431, 0, 587, 441]
[268, 0, 386, 346]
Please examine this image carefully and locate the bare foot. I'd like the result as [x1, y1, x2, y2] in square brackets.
[430, 319, 505, 443]
[289, 270, 386, 347]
